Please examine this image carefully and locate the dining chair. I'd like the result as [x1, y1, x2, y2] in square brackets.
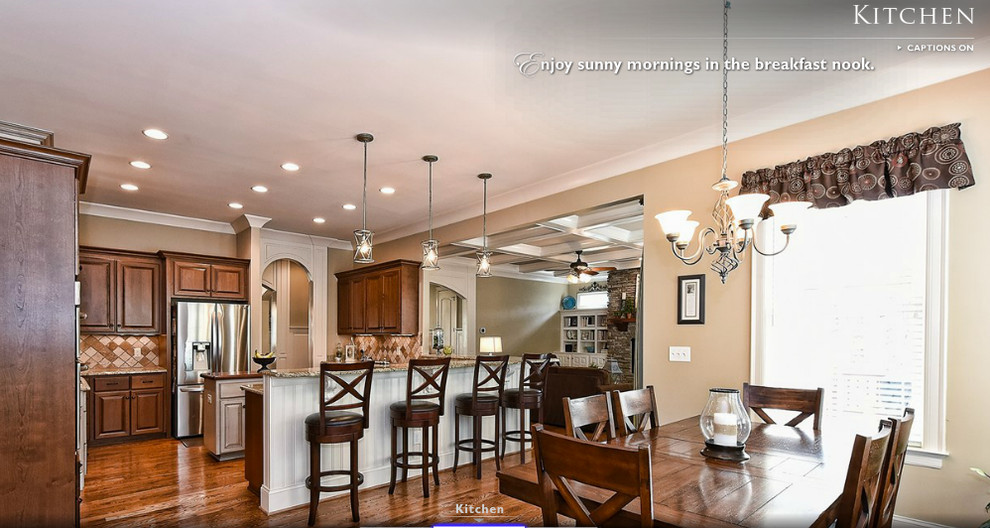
[873, 408, 916, 528]
[835, 419, 894, 528]
[531, 424, 653, 528]
[611, 385, 659, 436]
[742, 382, 825, 430]
[563, 393, 615, 442]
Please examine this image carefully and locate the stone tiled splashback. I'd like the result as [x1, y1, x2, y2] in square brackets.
[80, 335, 162, 368]
[346, 335, 422, 364]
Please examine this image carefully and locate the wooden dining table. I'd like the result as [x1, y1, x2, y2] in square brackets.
[496, 416, 856, 528]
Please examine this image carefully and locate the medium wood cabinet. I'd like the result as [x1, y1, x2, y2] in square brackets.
[161, 252, 249, 302]
[87, 373, 166, 445]
[79, 248, 162, 335]
[335, 260, 419, 335]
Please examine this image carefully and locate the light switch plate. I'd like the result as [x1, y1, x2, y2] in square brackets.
[669, 346, 691, 362]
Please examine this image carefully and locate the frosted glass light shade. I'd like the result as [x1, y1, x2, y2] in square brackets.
[579, 272, 592, 283]
[421, 239, 440, 270]
[768, 201, 812, 229]
[725, 193, 769, 224]
[476, 249, 493, 277]
[354, 229, 374, 263]
[479, 336, 502, 355]
[677, 220, 700, 244]
[655, 210, 692, 237]
[567, 271, 580, 284]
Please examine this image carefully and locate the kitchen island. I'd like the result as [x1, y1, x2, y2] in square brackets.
[259, 358, 519, 513]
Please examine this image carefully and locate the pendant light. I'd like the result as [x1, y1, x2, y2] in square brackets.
[353, 133, 375, 263]
[476, 173, 493, 277]
[421, 155, 440, 270]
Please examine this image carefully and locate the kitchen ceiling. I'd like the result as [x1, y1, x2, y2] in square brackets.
[0, 1, 987, 241]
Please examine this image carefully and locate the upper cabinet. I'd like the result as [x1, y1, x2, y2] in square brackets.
[335, 260, 419, 335]
[79, 248, 162, 335]
[160, 252, 249, 302]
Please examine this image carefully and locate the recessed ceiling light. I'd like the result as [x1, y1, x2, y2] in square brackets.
[342, 203, 357, 210]
[142, 129, 168, 140]
[228, 202, 243, 209]
[281, 162, 300, 172]
[380, 187, 396, 195]
[130, 160, 151, 169]
[120, 183, 139, 191]
[313, 217, 326, 224]
[251, 185, 268, 193]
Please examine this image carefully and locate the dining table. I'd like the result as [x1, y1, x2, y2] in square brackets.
[496, 416, 857, 528]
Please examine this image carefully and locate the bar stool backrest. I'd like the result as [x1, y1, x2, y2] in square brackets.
[519, 353, 552, 392]
[406, 357, 452, 415]
[472, 355, 509, 405]
[319, 361, 375, 430]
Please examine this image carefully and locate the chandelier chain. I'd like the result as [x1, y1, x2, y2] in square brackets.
[721, 0, 729, 180]
[482, 177, 488, 250]
[427, 159, 434, 240]
[362, 140, 368, 231]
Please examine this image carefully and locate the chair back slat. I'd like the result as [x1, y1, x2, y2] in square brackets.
[743, 382, 825, 430]
[873, 408, 915, 528]
[836, 419, 894, 528]
[563, 394, 616, 443]
[472, 355, 509, 404]
[532, 424, 653, 528]
[519, 353, 552, 392]
[319, 361, 375, 430]
[405, 357, 451, 414]
[611, 386, 659, 436]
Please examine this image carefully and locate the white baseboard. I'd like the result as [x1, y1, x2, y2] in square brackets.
[893, 514, 957, 528]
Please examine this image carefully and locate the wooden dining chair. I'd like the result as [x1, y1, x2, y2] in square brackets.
[531, 424, 653, 528]
[835, 419, 893, 528]
[611, 385, 659, 436]
[563, 393, 615, 442]
[742, 382, 825, 430]
[873, 408, 916, 528]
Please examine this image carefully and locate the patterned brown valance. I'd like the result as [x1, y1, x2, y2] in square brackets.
[739, 123, 975, 208]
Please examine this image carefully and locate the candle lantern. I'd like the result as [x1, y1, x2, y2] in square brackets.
[699, 388, 752, 462]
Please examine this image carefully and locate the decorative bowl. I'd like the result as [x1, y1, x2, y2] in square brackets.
[252, 356, 276, 372]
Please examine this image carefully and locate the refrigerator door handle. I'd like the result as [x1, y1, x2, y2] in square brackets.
[179, 386, 204, 393]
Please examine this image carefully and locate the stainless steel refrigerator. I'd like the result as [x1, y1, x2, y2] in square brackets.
[173, 301, 250, 438]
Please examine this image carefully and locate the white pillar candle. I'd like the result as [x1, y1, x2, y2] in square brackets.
[713, 412, 738, 447]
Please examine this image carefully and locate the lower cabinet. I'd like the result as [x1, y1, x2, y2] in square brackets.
[88, 373, 166, 445]
[203, 377, 250, 460]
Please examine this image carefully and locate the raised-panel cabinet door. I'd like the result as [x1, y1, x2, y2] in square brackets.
[79, 255, 115, 333]
[219, 398, 245, 453]
[349, 276, 366, 333]
[93, 390, 130, 440]
[130, 388, 164, 435]
[116, 258, 161, 334]
[337, 278, 351, 334]
[380, 268, 401, 332]
[364, 273, 383, 331]
[211, 263, 247, 300]
[173, 261, 212, 298]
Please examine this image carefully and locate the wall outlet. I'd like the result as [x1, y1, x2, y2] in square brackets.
[669, 346, 691, 362]
[134, 347, 142, 358]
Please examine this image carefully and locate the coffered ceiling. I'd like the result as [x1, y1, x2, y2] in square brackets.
[1, 1, 987, 241]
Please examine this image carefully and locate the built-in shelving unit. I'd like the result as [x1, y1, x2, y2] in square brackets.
[560, 309, 608, 355]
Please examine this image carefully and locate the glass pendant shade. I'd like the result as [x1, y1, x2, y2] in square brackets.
[579, 272, 592, 283]
[768, 201, 812, 230]
[566, 271, 579, 284]
[677, 220, 700, 245]
[476, 249, 493, 277]
[699, 388, 752, 447]
[421, 239, 440, 270]
[354, 229, 374, 263]
[655, 210, 692, 237]
[725, 193, 769, 225]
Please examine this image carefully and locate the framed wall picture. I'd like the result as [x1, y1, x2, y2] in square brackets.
[677, 274, 705, 324]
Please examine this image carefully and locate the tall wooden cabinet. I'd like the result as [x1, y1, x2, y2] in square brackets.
[79, 248, 162, 335]
[335, 260, 419, 335]
[0, 136, 90, 526]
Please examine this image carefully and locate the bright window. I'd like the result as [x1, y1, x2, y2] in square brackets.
[752, 191, 946, 457]
[576, 291, 608, 310]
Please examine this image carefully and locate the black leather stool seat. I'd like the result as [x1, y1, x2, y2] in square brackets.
[502, 388, 542, 406]
[388, 401, 441, 415]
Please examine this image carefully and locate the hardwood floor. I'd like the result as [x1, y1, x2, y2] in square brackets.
[80, 438, 555, 527]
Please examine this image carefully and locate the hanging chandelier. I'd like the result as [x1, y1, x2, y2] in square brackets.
[476, 173, 493, 278]
[655, 1, 810, 284]
[421, 155, 440, 270]
[353, 133, 375, 264]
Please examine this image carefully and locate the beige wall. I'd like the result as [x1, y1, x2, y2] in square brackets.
[476, 276, 567, 356]
[375, 69, 990, 526]
[79, 215, 237, 256]
[326, 247, 354, 352]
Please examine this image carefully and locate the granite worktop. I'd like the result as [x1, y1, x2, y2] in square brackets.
[81, 366, 167, 376]
[80, 377, 91, 392]
[241, 383, 263, 396]
[201, 371, 264, 381]
[263, 356, 520, 378]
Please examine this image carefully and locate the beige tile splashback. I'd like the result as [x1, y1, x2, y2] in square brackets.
[346, 335, 422, 364]
[80, 335, 162, 369]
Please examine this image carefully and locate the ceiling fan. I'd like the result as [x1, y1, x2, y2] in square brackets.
[566, 250, 616, 283]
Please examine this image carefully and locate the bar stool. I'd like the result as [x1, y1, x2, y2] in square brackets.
[388, 357, 451, 498]
[453, 354, 509, 479]
[500, 353, 552, 463]
[305, 361, 374, 525]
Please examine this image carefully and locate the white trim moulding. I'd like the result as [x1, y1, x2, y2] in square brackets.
[79, 201, 236, 234]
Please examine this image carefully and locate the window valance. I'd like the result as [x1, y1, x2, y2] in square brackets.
[739, 123, 975, 208]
